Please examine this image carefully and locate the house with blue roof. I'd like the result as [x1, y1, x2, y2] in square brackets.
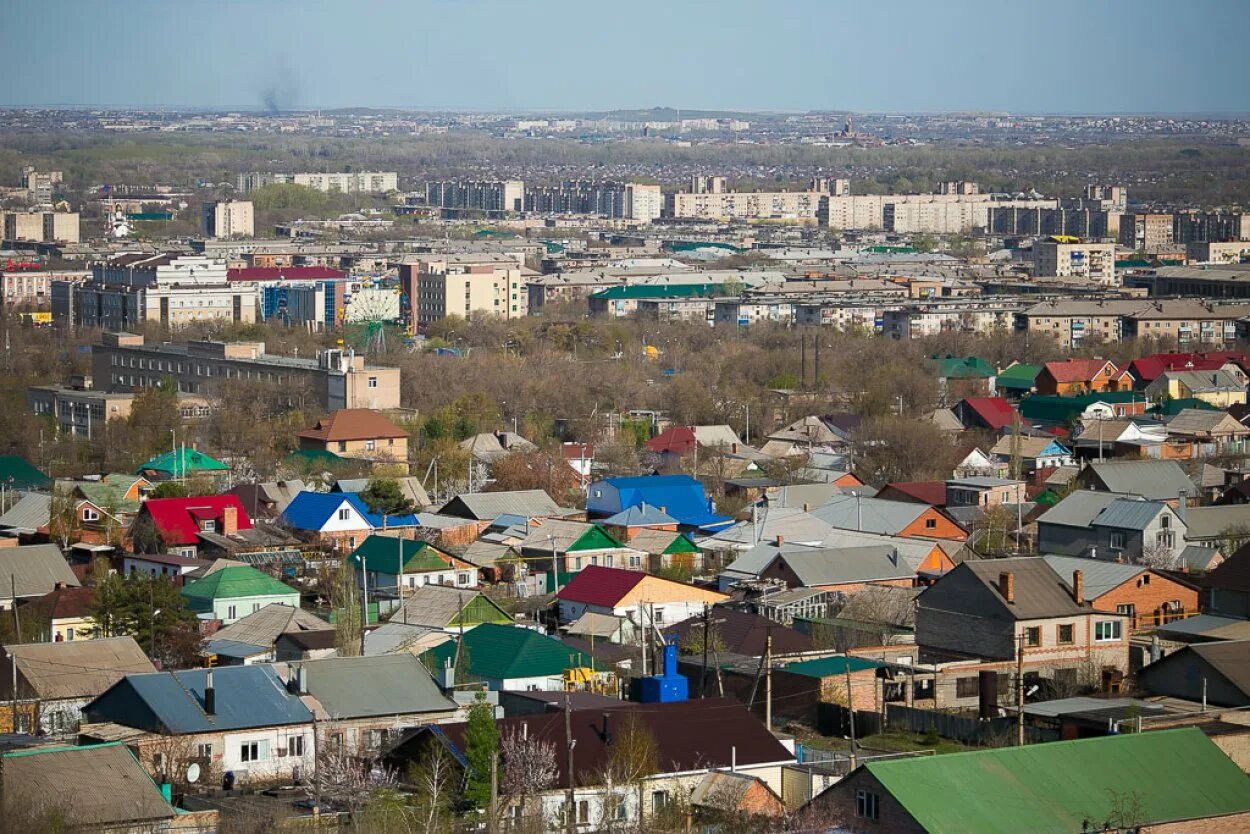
[277, 490, 419, 553]
[83, 665, 314, 787]
[586, 475, 733, 531]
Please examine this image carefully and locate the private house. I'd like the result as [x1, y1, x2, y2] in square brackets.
[278, 490, 415, 553]
[61, 473, 151, 543]
[1074, 459, 1196, 505]
[1036, 491, 1183, 561]
[622, 528, 704, 574]
[277, 655, 457, 755]
[702, 507, 835, 556]
[556, 565, 728, 627]
[586, 474, 733, 532]
[227, 479, 307, 520]
[1034, 358, 1132, 396]
[437, 489, 567, 522]
[803, 728, 1250, 834]
[0, 637, 156, 736]
[930, 355, 995, 400]
[180, 565, 301, 625]
[1181, 504, 1250, 550]
[1019, 391, 1149, 426]
[32, 584, 95, 642]
[987, 435, 1074, 479]
[82, 665, 315, 787]
[0, 743, 188, 833]
[915, 557, 1131, 688]
[994, 362, 1041, 399]
[133, 495, 252, 559]
[1205, 545, 1250, 619]
[759, 415, 857, 459]
[1145, 369, 1248, 408]
[944, 477, 1027, 508]
[135, 448, 228, 482]
[332, 476, 430, 510]
[0, 455, 51, 491]
[420, 622, 596, 691]
[385, 699, 795, 830]
[600, 503, 680, 541]
[663, 607, 815, 657]
[644, 424, 741, 461]
[122, 551, 212, 579]
[951, 396, 1018, 432]
[0, 544, 80, 610]
[1040, 554, 1198, 630]
[1129, 352, 1248, 389]
[1164, 409, 1250, 455]
[204, 603, 333, 666]
[563, 443, 594, 487]
[348, 534, 478, 594]
[1138, 641, 1250, 707]
[758, 544, 919, 595]
[518, 520, 644, 583]
[459, 431, 537, 463]
[809, 495, 968, 541]
[874, 482, 949, 506]
[388, 585, 513, 632]
[297, 408, 410, 470]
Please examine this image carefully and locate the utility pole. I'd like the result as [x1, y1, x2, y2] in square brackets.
[1016, 632, 1026, 746]
[764, 632, 773, 732]
[360, 554, 369, 657]
[844, 657, 857, 770]
[564, 691, 576, 834]
[550, 534, 560, 596]
[488, 749, 499, 834]
[700, 603, 710, 699]
[801, 334, 807, 388]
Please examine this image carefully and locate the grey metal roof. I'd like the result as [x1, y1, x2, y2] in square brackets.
[391, 585, 511, 629]
[296, 654, 456, 718]
[1040, 554, 1147, 599]
[5, 637, 155, 700]
[1091, 498, 1168, 531]
[808, 495, 934, 536]
[440, 489, 563, 520]
[1177, 544, 1224, 572]
[1153, 615, 1250, 640]
[772, 545, 915, 587]
[1023, 697, 1159, 719]
[0, 544, 80, 601]
[204, 639, 271, 660]
[566, 612, 626, 638]
[0, 492, 50, 533]
[210, 603, 330, 648]
[702, 507, 833, 550]
[919, 557, 1093, 621]
[336, 476, 431, 509]
[1037, 490, 1123, 528]
[363, 622, 450, 656]
[819, 529, 943, 573]
[763, 483, 844, 509]
[1182, 505, 1250, 540]
[1084, 460, 1197, 501]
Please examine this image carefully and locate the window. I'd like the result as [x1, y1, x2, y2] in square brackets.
[629, 555, 642, 568]
[240, 741, 260, 762]
[1139, 574, 1151, 586]
[653, 608, 665, 624]
[201, 519, 216, 532]
[81, 507, 99, 522]
[855, 790, 880, 821]
[1116, 603, 1137, 620]
[651, 791, 669, 813]
[457, 572, 471, 586]
[925, 518, 936, 529]
[338, 508, 351, 521]
[368, 376, 378, 388]
[227, 605, 237, 620]
[338, 441, 347, 452]
[1160, 514, 1170, 529]
[577, 800, 590, 824]
[65, 628, 75, 641]
[289, 736, 304, 757]
[1095, 621, 1122, 642]
[197, 743, 212, 759]
[1057, 624, 1074, 644]
[1109, 532, 1126, 550]
[365, 440, 376, 451]
[956, 676, 979, 698]
[1024, 626, 1041, 647]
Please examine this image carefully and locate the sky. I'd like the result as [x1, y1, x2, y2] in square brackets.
[3, 0, 1249, 113]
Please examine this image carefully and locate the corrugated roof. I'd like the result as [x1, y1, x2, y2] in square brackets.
[0, 544, 80, 601]
[809, 495, 939, 537]
[423, 623, 583, 681]
[348, 535, 460, 576]
[0, 491, 50, 533]
[772, 545, 916, 587]
[1183, 505, 1250, 540]
[142, 495, 253, 547]
[1039, 555, 1148, 599]
[390, 585, 512, 629]
[919, 557, 1092, 621]
[0, 456, 51, 490]
[862, 728, 1250, 833]
[5, 637, 155, 701]
[297, 409, 408, 442]
[297, 654, 455, 718]
[1091, 497, 1168, 531]
[209, 603, 330, 647]
[1037, 490, 1128, 528]
[440, 489, 562, 521]
[783, 655, 883, 678]
[136, 448, 227, 476]
[180, 565, 298, 605]
[1083, 460, 1196, 501]
[1, 743, 174, 826]
[601, 503, 678, 527]
[556, 565, 647, 608]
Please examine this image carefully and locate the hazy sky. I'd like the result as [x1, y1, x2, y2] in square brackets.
[3, 0, 1249, 113]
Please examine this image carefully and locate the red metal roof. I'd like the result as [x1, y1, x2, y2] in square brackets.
[960, 397, 1018, 431]
[644, 426, 696, 455]
[1042, 358, 1126, 384]
[227, 267, 346, 282]
[556, 565, 646, 607]
[141, 496, 252, 546]
[880, 481, 949, 506]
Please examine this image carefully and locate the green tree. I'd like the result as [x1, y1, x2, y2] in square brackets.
[360, 478, 416, 517]
[462, 693, 500, 810]
[90, 574, 199, 665]
[148, 481, 189, 499]
[129, 513, 166, 554]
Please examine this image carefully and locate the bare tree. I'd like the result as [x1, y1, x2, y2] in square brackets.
[597, 713, 660, 830]
[309, 732, 397, 826]
[1137, 538, 1178, 570]
[500, 726, 559, 831]
[407, 744, 459, 834]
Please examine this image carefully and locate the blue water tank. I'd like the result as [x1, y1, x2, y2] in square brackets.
[637, 644, 689, 703]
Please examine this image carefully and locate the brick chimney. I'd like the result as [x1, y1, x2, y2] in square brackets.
[1072, 569, 1084, 605]
[776, 534, 785, 546]
[222, 505, 238, 536]
[999, 571, 1015, 603]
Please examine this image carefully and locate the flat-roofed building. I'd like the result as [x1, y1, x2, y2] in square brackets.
[2, 211, 80, 243]
[402, 255, 525, 328]
[1186, 241, 1250, 264]
[1033, 240, 1117, 285]
[202, 199, 254, 239]
[426, 180, 525, 215]
[1120, 212, 1174, 250]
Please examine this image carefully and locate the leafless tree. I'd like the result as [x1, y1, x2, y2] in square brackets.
[407, 743, 459, 834]
[500, 725, 559, 828]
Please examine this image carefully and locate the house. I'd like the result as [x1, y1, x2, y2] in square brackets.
[951, 447, 1005, 478]
[586, 474, 732, 531]
[1178, 503, 1250, 550]
[278, 654, 457, 755]
[1164, 408, 1250, 455]
[134, 495, 252, 559]
[227, 479, 307, 520]
[0, 637, 155, 736]
[622, 528, 704, 574]
[930, 355, 995, 400]
[1129, 352, 1246, 388]
[82, 665, 315, 787]
[385, 699, 795, 829]
[204, 603, 333, 665]
[122, 551, 213, 579]
[1036, 491, 1183, 561]
[0, 743, 188, 833]
[663, 607, 814, 657]
[944, 477, 1027, 508]
[562, 442, 595, 486]
[1034, 358, 1132, 396]
[915, 557, 1131, 685]
[644, 424, 741, 457]
[1138, 641, 1250, 707]
[691, 771, 786, 820]
[278, 490, 416, 552]
[297, 408, 409, 469]
[1205, 544, 1250, 618]
[518, 520, 644, 583]
[759, 415, 856, 459]
[1039, 554, 1198, 630]
[556, 565, 727, 627]
[803, 728, 1250, 834]
[0, 456, 51, 491]
[332, 476, 430, 509]
[135, 448, 228, 482]
[459, 431, 537, 463]
[388, 584, 513, 632]
[0, 544, 80, 609]
[874, 482, 949, 506]
[420, 622, 597, 691]
[810, 495, 968, 540]
[180, 565, 301, 625]
[1019, 391, 1149, 425]
[951, 396, 1018, 431]
[987, 435, 1074, 479]
[765, 482, 855, 509]
[438, 489, 566, 522]
[1145, 369, 1248, 408]
[702, 507, 834, 557]
[1075, 459, 1196, 505]
[994, 362, 1041, 399]
[348, 534, 478, 594]
[600, 503, 680, 540]
[63, 473, 151, 543]
[31, 584, 96, 642]
[758, 545, 919, 595]
[0, 492, 51, 540]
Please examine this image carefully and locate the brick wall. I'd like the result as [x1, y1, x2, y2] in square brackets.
[1093, 573, 1199, 629]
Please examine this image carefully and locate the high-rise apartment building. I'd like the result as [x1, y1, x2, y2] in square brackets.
[22, 167, 62, 204]
[819, 193, 1056, 233]
[1119, 213, 1174, 251]
[426, 180, 525, 215]
[201, 200, 255, 239]
[403, 255, 525, 329]
[1032, 241, 1117, 285]
[236, 172, 398, 194]
[1174, 212, 1250, 244]
[623, 183, 662, 221]
[2, 211, 80, 243]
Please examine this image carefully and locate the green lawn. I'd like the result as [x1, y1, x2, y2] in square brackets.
[795, 726, 973, 756]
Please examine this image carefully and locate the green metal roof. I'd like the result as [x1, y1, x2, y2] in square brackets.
[995, 363, 1042, 389]
[137, 449, 228, 476]
[865, 727, 1250, 834]
[591, 283, 723, 300]
[1148, 397, 1218, 416]
[663, 534, 701, 555]
[349, 535, 454, 576]
[422, 623, 582, 681]
[567, 525, 628, 552]
[0, 456, 51, 490]
[181, 566, 299, 608]
[1020, 391, 1146, 423]
[782, 655, 883, 678]
[930, 355, 994, 380]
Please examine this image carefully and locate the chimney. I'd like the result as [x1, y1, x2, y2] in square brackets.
[1177, 490, 1188, 523]
[999, 571, 1015, 603]
[600, 711, 612, 743]
[204, 669, 216, 716]
[1072, 570, 1084, 605]
[222, 505, 238, 536]
[776, 534, 785, 546]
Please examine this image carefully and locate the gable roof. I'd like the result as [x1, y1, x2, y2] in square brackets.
[1167, 409, 1250, 437]
[33, 584, 95, 621]
[209, 603, 330, 647]
[333, 476, 430, 509]
[601, 502, 679, 527]
[0, 544, 80, 602]
[957, 397, 1018, 430]
[439, 489, 562, 521]
[296, 654, 455, 718]
[278, 490, 405, 530]
[4, 637, 155, 700]
[994, 362, 1041, 390]
[809, 495, 958, 537]
[180, 565, 298, 605]
[519, 519, 628, 553]
[1039, 554, 1154, 600]
[989, 435, 1071, 460]
[556, 565, 646, 608]
[297, 409, 408, 442]
[877, 482, 948, 506]
[136, 448, 228, 476]
[348, 534, 461, 576]
[1041, 358, 1126, 384]
[0, 456, 51, 490]
[664, 607, 814, 656]
[931, 355, 994, 379]
[588, 475, 732, 530]
[390, 585, 513, 629]
[1037, 490, 1124, 528]
[423, 623, 583, 681]
[0, 491, 51, 534]
[855, 728, 1250, 834]
[1081, 460, 1196, 501]
[918, 557, 1091, 621]
[141, 495, 253, 546]
[768, 545, 916, 587]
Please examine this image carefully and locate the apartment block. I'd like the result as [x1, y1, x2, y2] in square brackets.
[404, 255, 525, 328]
[819, 193, 1056, 232]
[236, 171, 398, 194]
[2, 211, 80, 244]
[1032, 241, 1117, 285]
[667, 189, 828, 220]
[524, 180, 656, 219]
[90, 333, 400, 410]
[1175, 212, 1250, 244]
[1021, 299, 1250, 348]
[28, 378, 210, 438]
[623, 183, 662, 221]
[1, 270, 88, 308]
[201, 200, 255, 239]
[22, 167, 62, 204]
[1119, 213, 1174, 250]
[1186, 240, 1250, 264]
[988, 206, 1117, 239]
[425, 180, 525, 215]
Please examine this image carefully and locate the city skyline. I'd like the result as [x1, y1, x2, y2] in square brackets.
[3, 0, 1249, 113]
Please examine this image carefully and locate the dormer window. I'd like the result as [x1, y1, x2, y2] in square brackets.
[201, 519, 216, 533]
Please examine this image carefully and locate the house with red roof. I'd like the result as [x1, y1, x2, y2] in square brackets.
[1129, 353, 1249, 391]
[875, 482, 950, 507]
[1035, 359, 1133, 396]
[555, 565, 726, 628]
[131, 496, 252, 559]
[952, 397, 1018, 431]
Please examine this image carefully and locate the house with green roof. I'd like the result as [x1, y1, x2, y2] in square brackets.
[930, 355, 995, 400]
[994, 362, 1041, 400]
[0, 456, 51, 491]
[518, 519, 644, 578]
[804, 727, 1250, 834]
[1019, 390, 1148, 425]
[348, 534, 478, 594]
[420, 622, 594, 691]
[181, 565, 300, 625]
[136, 448, 228, 481]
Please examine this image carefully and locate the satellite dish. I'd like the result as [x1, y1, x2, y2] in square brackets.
[186, 762, 201, 784]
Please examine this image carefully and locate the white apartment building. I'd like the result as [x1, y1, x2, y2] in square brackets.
[1033, 241, 1118, 285]
[237, 171, 398, 194]
[22, 167, 62, 204]
[819, 193, 1057, 233]
[413, 256, 525, 327]
[624, 183, 662, 221]
[1, 270, 88, 307]
[202, 200, 255, 239]
[666, 189, 827, 220]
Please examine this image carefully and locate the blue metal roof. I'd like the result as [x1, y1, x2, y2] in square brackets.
[278, 491, 419, 531]
[588, 475, 733, 530]
[601, 502, 679, 527]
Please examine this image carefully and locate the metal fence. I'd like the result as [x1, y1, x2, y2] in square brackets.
[885, 703, 1058, 745]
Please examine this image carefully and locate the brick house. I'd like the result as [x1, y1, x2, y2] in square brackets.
[1040, 554, 1198, 630]
[1035, 358, 1133, 396]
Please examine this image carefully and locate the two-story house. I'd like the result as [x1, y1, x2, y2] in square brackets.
[1037, 491, 1184, 561]
[297, 408, 409, 472]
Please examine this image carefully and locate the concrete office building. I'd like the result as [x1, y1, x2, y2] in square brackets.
[1032, 241, 1117, 285]
[426, 180, 525, 215]
[90, 333, 401, 410]
[201, 200, 255, 239]
[236, 172, 398, 194]
[403, 255, 525, 328]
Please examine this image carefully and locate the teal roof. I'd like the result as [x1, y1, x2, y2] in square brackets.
[137, 449, 228, 476]
[422, 623, 582, 681]
[930, 355, 994, 380]
[181, 566, 299, 609]
[864, 728, 1250, 834]
[1148, 397, 1218, 416]
[591, 283, 723, 300]
[0, 456, 51, 490]
[285, 448, 343, 465]
[783, 655, 883, 679]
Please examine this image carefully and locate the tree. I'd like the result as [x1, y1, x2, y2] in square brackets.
[408, 743, 459, 834]
[360, 477, 416, 518]
[47, 486, 79, 550]
[148, 481, 189, 499]
[128, 513, 166, 555]
[89, 574, 199, 664]
[462, 693, 500, 811]
[599, 713, 660, 828]
[309, 734, 396, 823]
[487, 450, 582, 505]
[330, 564, 362, 657]
[500, 724, 559, 830]
[852, 416, 960, 485]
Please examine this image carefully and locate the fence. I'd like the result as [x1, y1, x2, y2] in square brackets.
[885, 703, 1058, 745]
[816, 702, 882, 739]
[794, 745, 934, 777]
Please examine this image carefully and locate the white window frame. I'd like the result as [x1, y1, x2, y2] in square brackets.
[1095, 620, 1122, 642]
